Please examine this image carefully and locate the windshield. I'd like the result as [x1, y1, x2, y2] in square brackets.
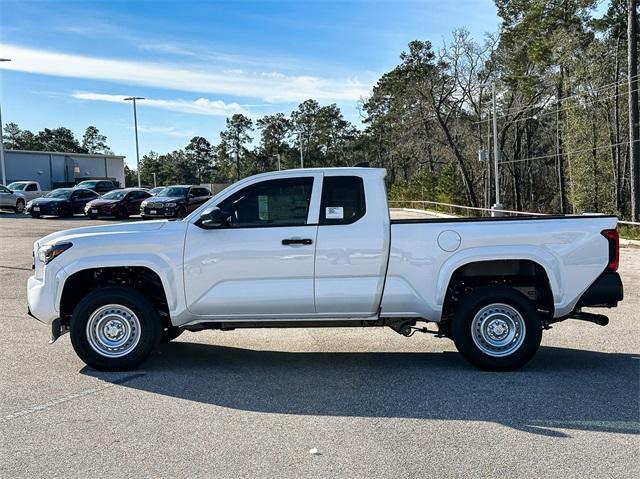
[77, 181, 98, 188]
[101, 190, 127, 200]
[150, 187, 164, 195]
[45, 189, 72, 199]
[158, 187, 188, 198]
[7, 182, 27, 191]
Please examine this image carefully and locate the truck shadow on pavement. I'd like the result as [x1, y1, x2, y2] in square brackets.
[82, 343, 640, 438]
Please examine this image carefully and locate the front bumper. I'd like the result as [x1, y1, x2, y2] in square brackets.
[141, 206, 178, 217]
[85, 205, 117, 216]
[577, 271, 623, 308]
[28, 204, 63, 216]
[26, 262, 66, 325]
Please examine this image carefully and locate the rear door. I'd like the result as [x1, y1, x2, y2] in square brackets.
[314, 174, 390, 316]
[126, 191, 149, 214]
[73, 190, 98, 212]
[183, 173, 322, 318]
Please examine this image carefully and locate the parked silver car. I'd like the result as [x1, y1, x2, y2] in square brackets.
[0, 185, 26, 213]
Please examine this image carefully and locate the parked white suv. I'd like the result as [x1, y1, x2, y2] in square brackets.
[27, 168, 623, 371]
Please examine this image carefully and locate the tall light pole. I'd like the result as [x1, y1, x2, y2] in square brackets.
[272, 153, 281, 171]
[0, 58, 11, 185]
[124, 96, 144, 187]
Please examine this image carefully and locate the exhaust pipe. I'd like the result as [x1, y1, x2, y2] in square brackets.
[571, 311, 609, 326]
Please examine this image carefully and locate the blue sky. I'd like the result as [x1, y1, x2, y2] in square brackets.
[1, 0, 499, 167]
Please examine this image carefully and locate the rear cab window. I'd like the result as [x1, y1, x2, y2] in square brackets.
[319, 176, 366, 225]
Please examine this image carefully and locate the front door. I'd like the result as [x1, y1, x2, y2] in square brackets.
[183, 174, 320, 318]
[0, 186, 12, 208]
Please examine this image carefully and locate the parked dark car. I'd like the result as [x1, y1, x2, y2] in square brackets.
[85, 188, 152, 219]
[140, 185, 211, 219]
[27, 188, 99, 218]
[75, 179, 117, 194]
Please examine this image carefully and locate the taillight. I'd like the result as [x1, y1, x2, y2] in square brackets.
[601, 229, 619, 271]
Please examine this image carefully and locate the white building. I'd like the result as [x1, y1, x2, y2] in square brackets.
[3, 149, 125, 190]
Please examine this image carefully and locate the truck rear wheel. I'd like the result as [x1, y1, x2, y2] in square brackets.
[70, 287, 162, 371]
[451, 286, 542, 371]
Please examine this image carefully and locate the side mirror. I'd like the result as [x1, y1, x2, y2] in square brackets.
[195, 207, 229, 229]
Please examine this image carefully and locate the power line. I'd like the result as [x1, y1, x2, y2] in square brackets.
[484, 72, 640, 117]
[500, 139, 640, 165]
[473, 88, 631, 126]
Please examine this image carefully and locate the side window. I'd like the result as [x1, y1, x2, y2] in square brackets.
[217, 177, 314, 228]
[26, 184, 37, 192]
[319, 176, 366, 225]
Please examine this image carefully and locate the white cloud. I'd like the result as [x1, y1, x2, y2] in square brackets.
[71, 91, 247, 117]
[136, 126, 195, 138]
[1, 43, 373, 103]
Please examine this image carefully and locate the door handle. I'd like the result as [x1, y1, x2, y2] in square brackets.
[282, 238, 313, 246]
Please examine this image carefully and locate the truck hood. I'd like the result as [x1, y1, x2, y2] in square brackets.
[36, 220, 170, 248]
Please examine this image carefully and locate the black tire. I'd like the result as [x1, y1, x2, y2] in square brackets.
[160, 326, 184, 343]
[14, 199, 25, 213]
[116, 206, 129, 220]
[451, 286, 542, 371]
[70, 287, 162, 371]
[175, 207, 186, 219]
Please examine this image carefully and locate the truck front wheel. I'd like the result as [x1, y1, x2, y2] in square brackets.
[70, 287, 162, 371]
[451, 286, 542, 371]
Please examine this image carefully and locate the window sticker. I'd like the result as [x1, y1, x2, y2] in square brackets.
[325, 206, 344, 219]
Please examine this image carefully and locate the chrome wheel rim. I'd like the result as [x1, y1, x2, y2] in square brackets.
[471, 303, 526, 357]
[16, 201, 24, 212]
[86, 304, 141, 358]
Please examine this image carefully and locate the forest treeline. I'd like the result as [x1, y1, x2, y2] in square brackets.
[4, 0, 639, 220]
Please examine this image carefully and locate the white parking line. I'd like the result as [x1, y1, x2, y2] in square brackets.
[1, 374, 144, 422]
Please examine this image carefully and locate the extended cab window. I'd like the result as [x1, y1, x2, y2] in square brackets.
[26, 183, 37, 191]
[218, 177, 313, 227]
[320, 176, 366, 225]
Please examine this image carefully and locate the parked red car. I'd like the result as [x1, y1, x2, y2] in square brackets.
[85, 188, 152, 219]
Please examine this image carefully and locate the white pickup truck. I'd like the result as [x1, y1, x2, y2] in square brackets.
[7, 181, 47, 202]
[27, 168, 623, 371]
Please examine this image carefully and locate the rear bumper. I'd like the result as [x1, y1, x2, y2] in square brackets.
[577, 271, 623, 308]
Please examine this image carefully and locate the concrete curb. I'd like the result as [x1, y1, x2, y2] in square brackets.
[620, 238, 640, 249]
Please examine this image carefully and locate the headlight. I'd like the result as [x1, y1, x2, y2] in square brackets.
[165, 202, 176, 207]
[38, 242, 73, 265]
[26, 201, 33, 208]
[141, 200, 148, 207]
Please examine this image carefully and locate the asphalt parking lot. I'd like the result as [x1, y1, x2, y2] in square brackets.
[0, 211, 638, 478]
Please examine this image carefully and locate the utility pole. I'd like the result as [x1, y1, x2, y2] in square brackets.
[299, 141, 304, 168]
[0, 58, 11, 185]
[273, 153, 281, 171]
[152, 172, 157, 188]
[629, 0, 639, 221]
[491, 81, 502, 215]
[124, 96, 144, 188]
